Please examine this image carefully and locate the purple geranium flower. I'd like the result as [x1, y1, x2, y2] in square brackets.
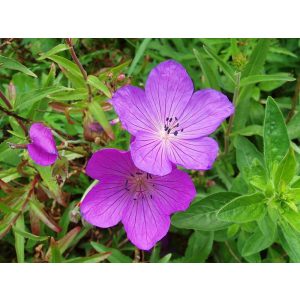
[27, 123, 58, 166]
[80, 148, 196, 250]
[111, 60, 234, 176]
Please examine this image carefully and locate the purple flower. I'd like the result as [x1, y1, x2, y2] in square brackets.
[27, 123, 58, 166]
[111, 60, 234, 176]
[80, 148, 196, 250]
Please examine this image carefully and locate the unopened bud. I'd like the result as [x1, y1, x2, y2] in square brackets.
[69, 206, 81, 223]
[117, 74, 125, 81]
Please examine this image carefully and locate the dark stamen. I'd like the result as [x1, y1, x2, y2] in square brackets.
[181, 128, 184, 132]
[150, 195, 153, 199]
[174, 131, 178, 136]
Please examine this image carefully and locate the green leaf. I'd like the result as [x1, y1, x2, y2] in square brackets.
[128, 38, 151, 75]
[279, 219, 300, 262]
[65, 253, 111, 263]
[217, 193, 266, 223]
[98, 60, 131, 81]
[49, 239, 63, 263]
[15, 86, 69, 111]
[283, 210, 300, 232]
[172, 192, 240, 231]
[87, 75, 111, 98]
[46, 54, 81, 76]
[13, 215, 25, 263]
[91, 242, 132, 263]
[0, 55, 37, 77]
[88, 101, 114, 139]
[264, 96, 290, 175]
[35, 165, 65, 206]
[240, 73, 295, 87]
[29, 197, 61, 233]
[13, 228, 49, 241]
[231, 125, 263, 137]
[48, 88, 88, 101]
[57, 226, 81, 255]
[241, 215, 276, 256]
[274, 148, 297, 191]
[286, 188, 300, 202]
[46, 54, 86, 88]
[177, 231, 214, 263]
[193, 48, 219, 90]
[203, 45, 236, 84]
[37, 44, 69, 60]
[159, 253, 172, 263]
[235, 136, 264, 175]
[235, 136, 267, 190]
[242, 228, 273, 257]
[287, 112, 300, 140]
[242, 39, 270, 77]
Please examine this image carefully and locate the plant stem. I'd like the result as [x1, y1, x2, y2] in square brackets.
[286, 75, 300, 123]
[65, 38, 92, 102]
[224, 72, 241, 154]
[0, 89, 28, 134]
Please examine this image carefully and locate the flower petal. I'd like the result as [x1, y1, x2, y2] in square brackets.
[145, 60, 194, 123]
[111, 85, 158, 135]
[130, 131, 173, 176]
[168, 137, 219, 170]
[86, 148, 135, 180]
[28, 123, 58, 166]
[179, 89, 234, 138]
[122, 196, 170, 250]
[81, 182, 130, 228]
[151, 169, 196, 215]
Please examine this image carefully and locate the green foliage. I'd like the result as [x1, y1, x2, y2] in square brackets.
[1, 38, 300, 263]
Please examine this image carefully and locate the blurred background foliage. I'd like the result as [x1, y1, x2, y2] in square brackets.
[0, 38, 300, 263]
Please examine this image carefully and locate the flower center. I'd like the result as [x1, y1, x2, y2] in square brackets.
[163, 116, 184, 137]
[125, 171, 154, 200]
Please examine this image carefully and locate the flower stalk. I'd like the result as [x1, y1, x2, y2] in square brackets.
[65, 38, 92, 102]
